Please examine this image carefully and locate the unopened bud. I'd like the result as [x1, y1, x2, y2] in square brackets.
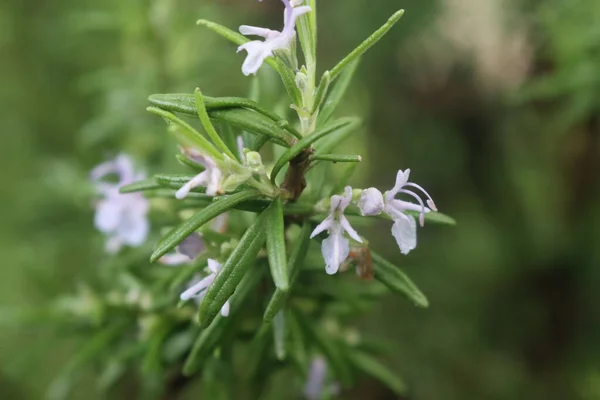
[358, 188, 384, 216]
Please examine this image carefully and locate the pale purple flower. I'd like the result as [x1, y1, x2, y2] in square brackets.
[383, 169, 437, 255]
[159, 233, 205, 265]
[180, 259, 230, 317]
[91, 154, 149, 254]
[310, 186, 363, 275]
[358, 187, 384, 216]
[237, 0, 311, 76]
[176, 147, 222, 199]
[304, 357, 327, 400]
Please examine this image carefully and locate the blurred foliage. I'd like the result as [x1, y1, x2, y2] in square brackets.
[1, 0, 599, 399]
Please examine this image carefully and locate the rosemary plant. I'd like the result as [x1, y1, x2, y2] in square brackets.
[50, 1, 456, 398]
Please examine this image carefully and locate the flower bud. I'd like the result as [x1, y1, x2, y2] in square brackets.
[358, 188, 384, 216]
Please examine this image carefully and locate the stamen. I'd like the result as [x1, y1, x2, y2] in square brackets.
[404, 182, 437, 211]
[399, 189, 426, 227]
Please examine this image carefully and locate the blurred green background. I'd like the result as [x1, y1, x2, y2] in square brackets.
[1, 0, 599, 399]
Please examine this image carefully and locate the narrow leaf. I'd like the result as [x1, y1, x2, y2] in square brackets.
[264, 221, 311, 323]
[318, 59, 360, 126]
[272, 311, 287, 361]
[313, 117, 362, 156]
[209, 108, 293, 147]
[150, 190, 262, 262]
[371, 251, 428, 307]
[329, 10, 404, 80]
[198, 211, 268, 327]
[154, 174, 204, 192]
[265, 197, 289, 291]
[195, 88, 236, 159]
[146, 106, 221, 160]
[176, 154, 205, 170]
[311, 71, 331, 114]
[348, 350, 407, 395]
[149, 93, 282, 123]
[271, 118, 360, 181]
[274, 58, 303, 106]
[311, 154, 362, 163]
[119, 179, 161, 194]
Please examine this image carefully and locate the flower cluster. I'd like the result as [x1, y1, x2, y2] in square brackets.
[90, 154, 150, 253]
[312, 169, 437, 273]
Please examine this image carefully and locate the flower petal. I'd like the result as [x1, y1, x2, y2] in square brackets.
[310, 216, 333, 238]
[321, 232, 349, 275]
[207, 259, 222, 274]
[176, 171, 208, 199]
[220, 300, 231, 317]
[117, 212, 149, 246]
[389, 169, 410, 199]
[238, 40, 275, 76]
[340, 216, 362, 243]
[180, 274, 215, 301]
[178, 233, 205, 260]
[159, 253, 192, 265]
[391, 214, 417, 255]
[239, 25, 276, 38]
[94, 199, 122, 233]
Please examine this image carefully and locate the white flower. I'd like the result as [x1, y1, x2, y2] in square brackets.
[91, 154, 150, 254]
[179, 259, 230, 317]
[310, 186, 363, 275]
[358, 187, 384, 216]
[176, 148, 222, 199]
[237, 0, 311, 76]
[383, 169, 437, 255]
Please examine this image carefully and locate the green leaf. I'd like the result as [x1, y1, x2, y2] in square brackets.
[220, 123, 242, 162]
[250, 134, 272, 152]
[329, 10, 404, 80]
[265, 197, 289, 292]
[119, 179, 161, 194]
[312, 117, 362, 156]
[371, 251, 428, 307]
[149, 93, 302, 140]
[194, 88, 236, 159]
[149, 93, 280, 122]
[183, 266, 264, 375]
[154, 174, 201, 191]
[274, 58, 303, 106]
[272, 310, 287, 361]
[176, 153, 205, 170]
[296, 2, 316, 69]
[348, 350, 408, 395]
[146, 106, 221, 160]
[318, 59, 360, 126]
[150, 190, 262, 262]
[198, 211, 268, 327]
[311, 71, 331, 115]
[209, 108, 293, 147]
[263, 221, 311, 323]
[271, 117, 360, 181]
[311, 154, 362, 163]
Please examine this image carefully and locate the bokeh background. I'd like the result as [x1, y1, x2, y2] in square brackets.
[1, 0, 599, 399]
